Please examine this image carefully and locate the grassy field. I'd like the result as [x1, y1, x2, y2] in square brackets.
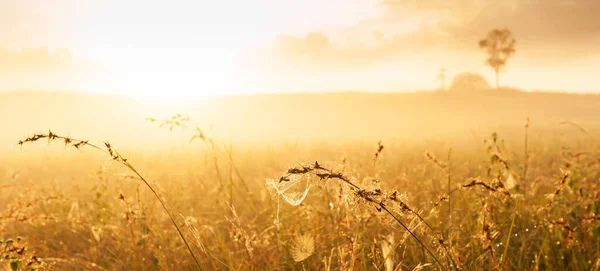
[1, 91, 600, 270]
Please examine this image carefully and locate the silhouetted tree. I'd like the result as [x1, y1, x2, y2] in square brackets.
[437, 68, 447, 91]
[479, 29, 516, 88]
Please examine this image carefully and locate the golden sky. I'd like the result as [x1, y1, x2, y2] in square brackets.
[1, 0, 599, 98]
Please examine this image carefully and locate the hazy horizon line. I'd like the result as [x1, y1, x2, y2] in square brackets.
[3, 87, 600, 97]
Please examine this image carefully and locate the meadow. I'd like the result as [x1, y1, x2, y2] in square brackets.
[1, 91, 600, 270]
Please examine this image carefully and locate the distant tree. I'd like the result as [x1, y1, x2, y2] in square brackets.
[449, 72, 491, 93]
[437, 68, 447, 91]
[478, 29, 516, 88]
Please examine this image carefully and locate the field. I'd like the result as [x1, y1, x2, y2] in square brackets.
[1, 91, 600, 270]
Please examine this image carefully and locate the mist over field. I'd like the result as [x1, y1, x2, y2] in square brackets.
[2, 90, 599, 147]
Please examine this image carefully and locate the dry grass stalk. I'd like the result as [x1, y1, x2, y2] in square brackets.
[545, 169, 570, 209]
[373, 141, 384, 164]
[1, 237, 47, 270]
[559, 120, 589, 135]
[18, 131, 203, 270]
[275, 161, 451, 270]
[462, 178, 511, 197]
[425, 151, 447, 169]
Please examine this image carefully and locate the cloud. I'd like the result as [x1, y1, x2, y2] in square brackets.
[0, 47, 102, 91]
[271, 32, 381, 71]
[268, 0, 600, 72]
[385, 0, 600, 53]
[269, 28, 456, 72]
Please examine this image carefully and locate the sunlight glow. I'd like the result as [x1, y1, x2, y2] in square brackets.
[96, 48, 243, 102]
[1, 0, 598, 95]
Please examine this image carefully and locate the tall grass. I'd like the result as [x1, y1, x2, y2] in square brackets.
[3, 117, 600, 270]
[16, 132, 202, 270]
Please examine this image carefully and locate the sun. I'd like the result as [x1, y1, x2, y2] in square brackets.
[98, 48, 241, 105]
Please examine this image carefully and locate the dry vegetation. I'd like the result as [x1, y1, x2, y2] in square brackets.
[1, 92, 600, 270]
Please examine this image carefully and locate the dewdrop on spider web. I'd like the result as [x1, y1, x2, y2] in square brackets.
[265, 173, 313, 207]
[91, 226, 103, 242]
[265, 173, 313, 229]
[504, 169, 517, 190]
[290, 234, 315, 262]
